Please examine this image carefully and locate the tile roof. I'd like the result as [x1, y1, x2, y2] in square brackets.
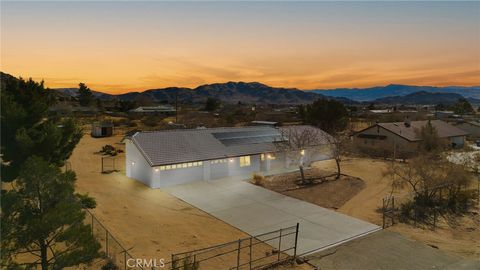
[378, 120, 469, 142]
[130, 125, 331, 166]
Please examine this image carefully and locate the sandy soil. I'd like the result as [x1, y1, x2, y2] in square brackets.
[69, 134, 309, 269]
[314, 157, 480, 260]
[259, 168, 365, 210]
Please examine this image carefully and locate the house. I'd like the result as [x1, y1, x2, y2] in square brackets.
[456, 121, 480, 140]
[129, 105, 176, 115]
[250, 120, 279, 127]
[91, 121, 114, 137]
[354, 120, 469, 154]
[125, 126, 333, 188]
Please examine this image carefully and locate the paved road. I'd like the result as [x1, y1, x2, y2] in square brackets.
[164, 177, 380, 255]
[306, 230, 480, 270]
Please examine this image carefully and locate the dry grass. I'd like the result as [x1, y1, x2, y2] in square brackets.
[314, 157, 480, 260]
[69, 134, 311, 269]
[260, 168, 365, 210]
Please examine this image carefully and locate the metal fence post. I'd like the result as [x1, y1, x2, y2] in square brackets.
[124, 251, 127, 270]
[382, 198, 386, 229]
[106, 230, 109, 257]
[277, 228, 283, 261]
[293, 223, 299, 259]
[249, 237, 253, 270]
[236, 239, 241, 270]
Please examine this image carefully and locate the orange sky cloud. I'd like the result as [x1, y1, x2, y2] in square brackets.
[1, 1, 479, 94]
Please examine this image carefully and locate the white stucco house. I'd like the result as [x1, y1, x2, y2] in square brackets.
[125, 125, 333, 188]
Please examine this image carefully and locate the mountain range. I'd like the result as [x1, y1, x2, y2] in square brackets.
[54, 82, 354, 105]
[312, 84, 480, 101]
[54, 82, 480, 105]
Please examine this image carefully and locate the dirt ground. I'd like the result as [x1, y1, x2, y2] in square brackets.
[259, 168, 365, 210]
[69, 134, 310, 269]
[313, 157, 480, 260]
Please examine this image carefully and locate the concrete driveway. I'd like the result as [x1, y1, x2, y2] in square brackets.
[164, 177, 380, 255]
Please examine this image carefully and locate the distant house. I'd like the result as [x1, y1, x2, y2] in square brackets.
[353, 120, 469, 154]
[129, 105, 176, 115]
[250, 121, 279, 127]
[91, 121, 114, 138]
[434, 111, 455, 120]
[125, 126, 333, 188]
[456, 121, 480, 140]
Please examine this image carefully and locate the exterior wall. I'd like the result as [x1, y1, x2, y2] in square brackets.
[126, 142, 335, 188]
[125, 140, 153, 187]
[449, 136, 466, 148]
[227, 155, 262, 178]
[354, 125, 417, 153]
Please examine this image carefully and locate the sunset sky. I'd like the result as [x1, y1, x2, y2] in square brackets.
[1, 1, 479, 94]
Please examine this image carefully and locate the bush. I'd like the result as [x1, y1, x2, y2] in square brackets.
[251, 173, 266, 187]
[142, 115, 160, 127]
[101, 260, 119, 270]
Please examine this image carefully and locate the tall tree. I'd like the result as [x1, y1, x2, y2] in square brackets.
[453, 98, 474, 115]
[204, 97, 221, 112]
[417, 120, 447, 153]
[1, 156, 100, 269]
[78, 82, 94, 106]
[298, 99, 348, 133]
[1, 74, 82, 182]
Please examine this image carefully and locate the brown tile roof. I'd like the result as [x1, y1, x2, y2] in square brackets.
[378, 120, 469, 142]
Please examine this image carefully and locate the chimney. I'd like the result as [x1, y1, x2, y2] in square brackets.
[404, 116, 411, 127]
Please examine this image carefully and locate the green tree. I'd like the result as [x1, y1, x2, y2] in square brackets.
[417, 120, 447, 153]
[298, 99, 348, 133]
[78, 82, 94, 106]
[453, 98, 474, 115]
[204, 97, 221, 112]
[1, 157, 100, 269]
[1, 74, 83, 182]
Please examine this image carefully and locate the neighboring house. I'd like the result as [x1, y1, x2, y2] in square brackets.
[250, 120, 279, 127]
[456, 121, 480, 140]
[434, 111, 455, 120]
[91, 121, 114, 137]
[125, 126, 333, 188]
[129, 105, 176, 115]
[353, 120, 469, 154]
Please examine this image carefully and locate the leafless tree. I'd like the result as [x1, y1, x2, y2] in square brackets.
[275, 126, 336, 184]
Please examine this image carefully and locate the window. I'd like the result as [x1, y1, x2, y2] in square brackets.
[260, 154, 265, 161]
[211, 159, 227, 164]
[239, 156, 251, 167]
[160, 166, 166, 171]
[267, 153, 276, 160]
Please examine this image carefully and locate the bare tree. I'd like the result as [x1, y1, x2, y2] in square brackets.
[275, 126, 334, 184]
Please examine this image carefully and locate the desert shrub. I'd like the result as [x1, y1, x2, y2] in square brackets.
[100, 145, 120, 156]
[251, 173, 266, 187]
[101, 259, 119, 270]
[142, 115, 160, 127]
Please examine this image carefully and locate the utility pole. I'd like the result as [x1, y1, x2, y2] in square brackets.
[175, 90, 178, 123]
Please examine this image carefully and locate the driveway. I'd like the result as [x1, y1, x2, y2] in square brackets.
[164, 177, 381, 255]
[306, 230, 480, 270]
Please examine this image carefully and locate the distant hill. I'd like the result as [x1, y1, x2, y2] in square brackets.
[372, 91, 479, 105]
[56, 82, 354, 105]
[313, 84, 480, 101]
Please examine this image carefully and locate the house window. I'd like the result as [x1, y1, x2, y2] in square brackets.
[260, 154, 265, 161]
[239, 156, 251, 167]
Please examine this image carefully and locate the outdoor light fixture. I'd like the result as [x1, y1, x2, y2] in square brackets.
[300, 149, 305, 156]
[229, 158, 234, 163]
[131, 161, 135, 166]
[154, 168, 159, 172]
[267, 154, 272, 159]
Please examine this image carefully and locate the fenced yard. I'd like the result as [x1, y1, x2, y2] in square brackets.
[168, 224, 299, 270]
[85, 206, 299, 270]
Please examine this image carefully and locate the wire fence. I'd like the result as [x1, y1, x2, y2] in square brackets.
[164, 223, 299, 270]
[84, 209, 142, 270]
